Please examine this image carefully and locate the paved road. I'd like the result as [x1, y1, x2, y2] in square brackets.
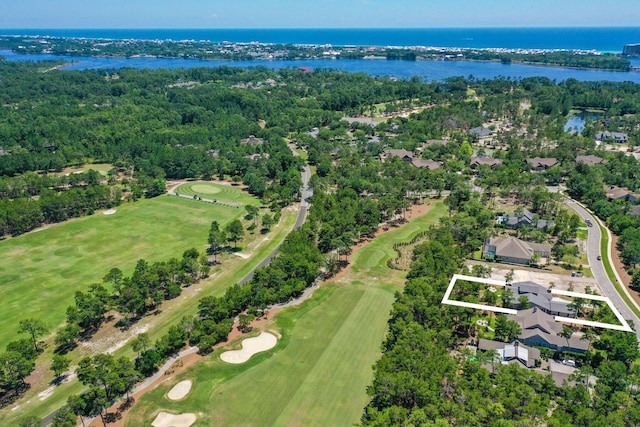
[238, 156, 312, 285]
[564, 198, 640, 342]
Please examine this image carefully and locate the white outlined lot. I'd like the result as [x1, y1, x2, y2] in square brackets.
[442, 274, 633, 332]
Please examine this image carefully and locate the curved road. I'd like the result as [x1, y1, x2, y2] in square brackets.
[564, 198, 640, 342]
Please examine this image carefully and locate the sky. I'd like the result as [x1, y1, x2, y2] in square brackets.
[1, 0, 640, 29]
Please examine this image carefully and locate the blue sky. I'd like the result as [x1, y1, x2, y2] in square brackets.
[1, 0, 640, 29]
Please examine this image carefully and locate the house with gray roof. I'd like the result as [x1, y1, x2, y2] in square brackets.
[508, 282, 573, 317]
[380, 148, 414, 163]
[240, 135, 264, 146]
[508, 307, 589, 354]
[470, 157, 503, 169]
[526, 157, 559, 170]
[478, 339, 540, 368]
[576, 154, 607, 166]
[630, 205, 640, 217]
[482, 237, 551, 265]
[605, 185, 639, 203]
[596, 131, 628, 143]
[499, 208, 555, 230]
[411, 158, 443, 170]
[469, 126, 491, 138]
[304, 128, 320, 139]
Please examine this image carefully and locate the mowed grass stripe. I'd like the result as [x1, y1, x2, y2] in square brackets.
[273, 284, 394, 427]
[0, 195, 246, 348]
[126, 202, 446, 427]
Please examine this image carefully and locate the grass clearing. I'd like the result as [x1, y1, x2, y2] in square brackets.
[126, 202, 446, 427]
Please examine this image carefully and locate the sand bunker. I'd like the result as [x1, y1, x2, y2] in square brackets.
[220, 331, 278, 364]
[167, 380, 192, 401]
[152, 412, 196, 427]
[103, 208, 117, 215]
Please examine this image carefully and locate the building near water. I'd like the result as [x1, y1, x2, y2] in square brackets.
[623, 43, 640, 56]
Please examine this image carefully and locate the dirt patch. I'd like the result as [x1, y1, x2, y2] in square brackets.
[38, 386, 55, 401]
[233, 252, 250, 259]
[484, 265, 599, 294]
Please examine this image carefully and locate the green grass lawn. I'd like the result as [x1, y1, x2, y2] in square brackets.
[174, 182, 258, 206]
[0, 195, 247, 351]
[126, 202, 446, 427]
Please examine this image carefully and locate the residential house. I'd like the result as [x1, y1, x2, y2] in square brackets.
[245, 153, 269, 161]
[380, 149, 442, 170]
[304, 128, 320, 139]
[240, 135, 264, 146]
[507, 282, 573, 317]
[508, 307, 589, 354]
[605, 185, 639, 204]
[526, 157, 559, 170]
[482, 237, 551, 265]
[380, 148, 414, 163]
[411, 158, 443, 170]
[367, 135, 382, 144]
[576, 154, 607, 166]
[596, 131, 628, 143]
[630, 205, 640, 217]
[470, 157, 503, 169]
[478, 339, 540, 368]
[498, 208, 555, 230]
[469, 126, 491, 138]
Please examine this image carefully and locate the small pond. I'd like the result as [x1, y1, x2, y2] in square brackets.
[564, 111, 604, 133]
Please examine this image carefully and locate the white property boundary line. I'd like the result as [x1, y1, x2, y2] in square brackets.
[442, 274, 633, 332]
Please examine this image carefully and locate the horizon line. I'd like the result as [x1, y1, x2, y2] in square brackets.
[2, 26, 640, 30]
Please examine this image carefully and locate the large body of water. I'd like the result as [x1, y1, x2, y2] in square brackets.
[3, 49, 640, 83]
[2, 28, 640, 82]
[3, 27, 640, 52]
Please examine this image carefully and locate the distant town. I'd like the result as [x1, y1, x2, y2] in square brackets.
[0, 34, 633, 71]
